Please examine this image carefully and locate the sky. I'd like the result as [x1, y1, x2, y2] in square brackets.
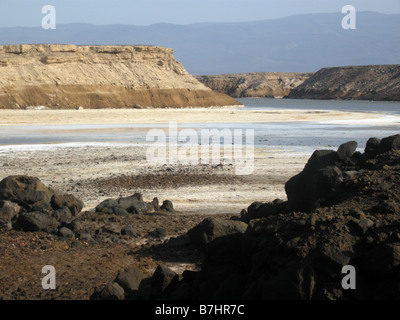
[0, 0, 399, 27]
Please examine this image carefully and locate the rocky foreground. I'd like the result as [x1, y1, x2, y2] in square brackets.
[0, 44, 240, 109]
[2, 134, 400, 300]
[92, 134, 400, 300]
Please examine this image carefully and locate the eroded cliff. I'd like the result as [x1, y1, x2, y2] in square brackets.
[286, 65, 400, 101]
[0, 44, 240, 109]
[196, 72, 312, 98]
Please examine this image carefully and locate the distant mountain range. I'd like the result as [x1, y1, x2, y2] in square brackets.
[0, 12, 399, 75]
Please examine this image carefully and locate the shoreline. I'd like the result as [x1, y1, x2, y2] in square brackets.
[1, 106, 398, 213]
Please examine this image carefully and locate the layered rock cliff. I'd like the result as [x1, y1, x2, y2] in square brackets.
[196, 72, 312, 98]
[286, 65, 400, 101]
[0, 44, 240, 109]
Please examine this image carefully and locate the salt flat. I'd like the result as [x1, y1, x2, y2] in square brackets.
[1, 107, 397, 214]
[0, 107, 389, 126]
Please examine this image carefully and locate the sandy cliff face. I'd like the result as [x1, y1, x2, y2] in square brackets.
[0, 44, 240, 109]
[286, 65, 400, 101]
[196, 72, 312, 98]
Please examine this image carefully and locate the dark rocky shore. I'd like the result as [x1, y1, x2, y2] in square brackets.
[2, 134, 400, 300]
[91, 134, 400, 300]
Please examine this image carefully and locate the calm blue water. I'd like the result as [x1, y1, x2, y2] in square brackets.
[239, 98, 400, 114]
[1, 98, 400, 154]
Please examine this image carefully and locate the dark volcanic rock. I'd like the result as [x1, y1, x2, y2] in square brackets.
[337, 141, 358, 161]
[136, 264, 180, 300]
[95, 193, 172, 215]
[285, 149, 342, 212]
[240, 199, 287, 222]
[378, 134, 400, 154]
[90, 282, 125, 300]
[150, 264, 179, 298]
[114, 266, 146, 294]
[187, 217, 248, 245]
[53, 207, 73, 223]
[95, 199, 127, 215]
[0, 176, 51, 204]
[15, 211, 60, 232]
[129, 134, 400, 300]
[51, 193, 84, 214]
[261, 263, 317, 300]
[0, 176, 83, 214]
[0, 175, 84, 235]
[365, 137, 381, 155]
[161, 200, 174, 212]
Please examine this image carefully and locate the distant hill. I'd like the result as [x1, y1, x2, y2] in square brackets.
[196, 72, 312, 98]
[0, 12, 399, 75]
[286, 65, 400, 101]
[197, 65, 400, 101]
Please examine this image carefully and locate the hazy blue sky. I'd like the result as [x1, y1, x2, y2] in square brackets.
[0, 0, 399, 27]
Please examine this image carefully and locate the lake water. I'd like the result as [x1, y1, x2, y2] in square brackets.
[1, 98, 400, 154]
[237, 98, 400, 153]
[240, 98, 400, 114]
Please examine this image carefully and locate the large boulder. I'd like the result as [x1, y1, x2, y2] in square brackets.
[51, 192, 84, 215]
[0, 176, 53, 209]
[378, 134, 400, 154]
[0, 175, 84, 234]
[114, 266, 146, 294]
[285, 162, 342, 212]
[0, 175, 83, 214]
[187, 217, 248, 245]
[337, 141, 357, 161]
[240, 199, 287, 222]
[365, 137, 381, 155]
[150, 264, 179, 298]
[15, 211, 60, 232]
